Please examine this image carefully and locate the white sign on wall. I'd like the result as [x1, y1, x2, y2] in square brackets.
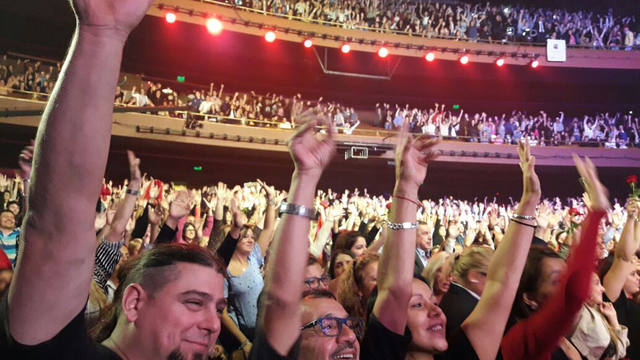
[546, 39, 567, 62]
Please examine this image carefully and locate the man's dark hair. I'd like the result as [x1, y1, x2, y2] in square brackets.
[89, 244, 226, 342]
[5, 200, 19, 210]
[0, 209, 15, 220]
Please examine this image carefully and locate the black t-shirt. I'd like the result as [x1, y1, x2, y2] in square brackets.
[434, 329, 479, 360]
[0, 295, 120, 359]
[360, 315, 412, 360]
[249, 315, 411, 360]
[605, 291, 640, 360]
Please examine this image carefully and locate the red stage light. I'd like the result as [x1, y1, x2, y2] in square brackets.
[206, 18, 223, 35]
[425, 52, 435, 62]
[165, 12, 177, 23]
[341, 44, 351, 54]
[265, 31, 276, 43]
[459, 55, 469, 65]
[496, 58, 505, 67]
[303, 39, 313, 48]
[530, 60, 540, 68]
[378, 47, 389, 58]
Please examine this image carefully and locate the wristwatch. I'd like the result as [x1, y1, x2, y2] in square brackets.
[278, 201, 318, 220]
[386, 221, 418, 230]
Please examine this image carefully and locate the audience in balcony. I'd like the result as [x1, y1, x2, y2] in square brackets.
[220, 0, 639, 49]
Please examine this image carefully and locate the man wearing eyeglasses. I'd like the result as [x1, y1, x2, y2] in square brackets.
[298, 290, 362, 359]
[250, 115, 438, 360]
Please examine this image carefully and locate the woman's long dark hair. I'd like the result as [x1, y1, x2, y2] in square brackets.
[508, 245, 563, 327]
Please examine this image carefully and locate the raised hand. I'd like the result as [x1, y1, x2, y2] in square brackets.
[126, 150, 141, 185]
[257, 179, 276, 200]
[72, 0, 156, 40]
[288, 109, 336, 178]
[230, 197, 246, 228]
[147, 204, 165, 226]
[169, 189, 192, 220]
[518, 139, 541, 202]
[395, 122, 439, 191]
[573, 155, 610, 211]
[18, 140, 34, 180]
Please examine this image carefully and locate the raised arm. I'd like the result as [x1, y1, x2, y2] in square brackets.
[104, 151, 141, 243]
[259, 111, 335, 355]
[462, 140, 540, 360]
[256, 179, 277, 255]
[374, 125, 439, 334]
[501, 155, 610, 360]
[603, 198, 639, 301]
[7, 0, 153, 345]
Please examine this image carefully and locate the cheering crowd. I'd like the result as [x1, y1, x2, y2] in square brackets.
[220, 0, 640, 49]
[2, 53, 639, 148]
[0, 0, 640, 359]
[378, 103, 639, 147]
[1, 1, 640, 359]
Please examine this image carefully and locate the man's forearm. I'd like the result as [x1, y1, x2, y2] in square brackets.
[261, 171, 318, 354]
[29, 28, 125, 236]
[106, 181, 140, 242]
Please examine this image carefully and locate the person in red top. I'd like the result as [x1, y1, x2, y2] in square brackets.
[502, 155, 611, 360]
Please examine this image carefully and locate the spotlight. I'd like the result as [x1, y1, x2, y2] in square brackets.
[459, 55, 469, 65]
[341, 44, 351, 53]
[530, 59, 540, 68]
[378, 47, 389, 58]
[165, 12, 177, 24]
[206, 18, 223, 35]
[425, 52, 435, 62]
[303, 39, 313, 48]
[495, 58, 505, 67]
[265, 31, 276, 42]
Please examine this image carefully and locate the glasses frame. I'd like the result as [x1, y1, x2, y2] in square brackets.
[300, 315, 364, 339]
[303, 275, 330, 288]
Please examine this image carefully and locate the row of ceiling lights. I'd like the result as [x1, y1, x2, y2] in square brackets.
[164, 10, 541, 68]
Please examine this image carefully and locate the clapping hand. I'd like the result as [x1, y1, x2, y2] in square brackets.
[395, 122, 439, 192]
[288, 109, 336, 179]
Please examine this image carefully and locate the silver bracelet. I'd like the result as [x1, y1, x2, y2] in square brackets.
[278, 201, 318, 220]
[511, 213, 535, 221]
[386, 220, 418, 230]
[126, 188, 140, 196]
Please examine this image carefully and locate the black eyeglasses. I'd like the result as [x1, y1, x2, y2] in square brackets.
[300, 316, 364, 339]
[303, 275, 330, 289]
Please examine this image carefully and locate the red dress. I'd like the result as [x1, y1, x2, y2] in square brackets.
[501, 210, 606, 360]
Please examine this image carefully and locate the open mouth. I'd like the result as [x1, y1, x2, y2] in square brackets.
[428, 324, 444, 333]
[332, 348, 356, 359]
[332, 353, 355, 359]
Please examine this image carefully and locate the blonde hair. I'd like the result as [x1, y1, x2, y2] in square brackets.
[422, 252, 453, 290]
[128, 238, 143, 257]
[452, 246, 493, 282]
